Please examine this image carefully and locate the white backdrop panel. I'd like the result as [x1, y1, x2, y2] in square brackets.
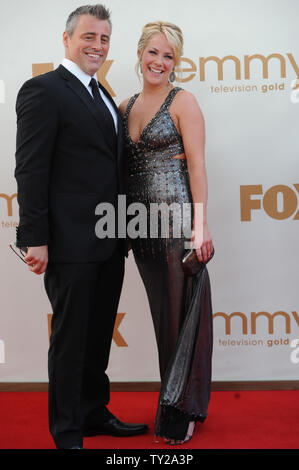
[0, 0, 298, 382]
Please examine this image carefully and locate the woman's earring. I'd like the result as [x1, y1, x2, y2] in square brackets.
[169, 70, 176, 83]
[139, 63, 143, 74]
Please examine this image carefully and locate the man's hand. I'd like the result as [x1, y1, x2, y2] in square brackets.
[25, 245, 48, 275]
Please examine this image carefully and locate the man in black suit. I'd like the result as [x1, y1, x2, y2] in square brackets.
[15, 4, 147, 449]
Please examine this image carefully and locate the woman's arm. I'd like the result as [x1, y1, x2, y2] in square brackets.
[175, 90, 213, 262]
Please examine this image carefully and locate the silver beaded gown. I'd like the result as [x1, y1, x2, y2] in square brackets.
[124, 87, 213, 440]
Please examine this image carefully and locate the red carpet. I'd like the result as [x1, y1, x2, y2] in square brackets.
[0, 391, 298, 449]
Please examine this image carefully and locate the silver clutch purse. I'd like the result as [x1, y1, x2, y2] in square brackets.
[182, 247, 215, 276]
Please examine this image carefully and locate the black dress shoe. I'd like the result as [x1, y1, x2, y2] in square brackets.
[57, 445, 83, 449]
[83, 416, 148, 437]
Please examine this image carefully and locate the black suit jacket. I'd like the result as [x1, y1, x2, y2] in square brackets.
[15, 65, 126, 263]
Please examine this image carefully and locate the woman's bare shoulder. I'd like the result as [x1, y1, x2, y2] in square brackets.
[175, 88, 200, 108]
[174, 88, 204, 119]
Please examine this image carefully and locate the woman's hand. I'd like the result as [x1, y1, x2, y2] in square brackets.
[192, 223, 213, 263]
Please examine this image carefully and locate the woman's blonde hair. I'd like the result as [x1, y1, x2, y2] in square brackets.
[136, 21, 184, 79]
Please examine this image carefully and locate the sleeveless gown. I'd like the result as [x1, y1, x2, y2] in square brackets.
[123, 87, 213, 440]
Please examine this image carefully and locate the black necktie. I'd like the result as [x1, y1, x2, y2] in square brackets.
[89, 78, 116, 137]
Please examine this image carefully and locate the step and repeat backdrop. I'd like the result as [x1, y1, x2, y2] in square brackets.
[0, 0, 298, 383]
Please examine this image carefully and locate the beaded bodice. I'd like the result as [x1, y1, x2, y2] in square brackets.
[123, 87, 191, 205]
[123, 87, 184, 161]
[123, 87, 193, 258]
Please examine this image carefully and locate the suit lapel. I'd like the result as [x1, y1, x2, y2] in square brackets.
[98, 81, 126, 194]
[56, 65, 116, 157]
[98, 81, 124, 162]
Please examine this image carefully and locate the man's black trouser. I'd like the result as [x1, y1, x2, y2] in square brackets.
[44, 244, 124, 449]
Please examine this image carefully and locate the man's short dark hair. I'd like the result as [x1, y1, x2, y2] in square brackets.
[66, 4, 112, 36]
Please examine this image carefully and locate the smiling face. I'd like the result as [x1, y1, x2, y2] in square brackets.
[139, 33, 176, 87]
[63, 14, 111, 76]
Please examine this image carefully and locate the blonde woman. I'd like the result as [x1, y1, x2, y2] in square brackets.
[120, 22, 214, 445]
